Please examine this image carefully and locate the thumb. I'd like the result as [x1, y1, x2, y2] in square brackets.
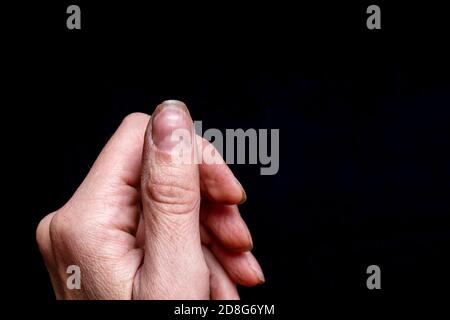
[136, 100, 209, 299]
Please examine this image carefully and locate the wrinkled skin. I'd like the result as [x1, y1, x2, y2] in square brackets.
[36, 100, 264, 299]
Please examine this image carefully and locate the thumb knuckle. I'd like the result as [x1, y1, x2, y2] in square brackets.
[144, 169, 199, 215]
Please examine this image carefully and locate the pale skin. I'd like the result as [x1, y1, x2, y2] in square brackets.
[36, 100, 264, 299]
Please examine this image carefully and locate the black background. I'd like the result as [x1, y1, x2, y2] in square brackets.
[6, 0, 450, 311]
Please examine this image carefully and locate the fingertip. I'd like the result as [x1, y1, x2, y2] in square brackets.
[200, 164, 246, 204]
[211, 244, 265, 287]
[203, 204, 253, 252]
[235, 178, 247, 204]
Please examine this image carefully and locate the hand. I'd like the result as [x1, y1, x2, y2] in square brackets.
[36, 100, 264, 299]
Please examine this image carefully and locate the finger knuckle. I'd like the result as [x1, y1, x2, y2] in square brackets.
[36, 212, 55, 254]
[49, 212, 78, 246]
